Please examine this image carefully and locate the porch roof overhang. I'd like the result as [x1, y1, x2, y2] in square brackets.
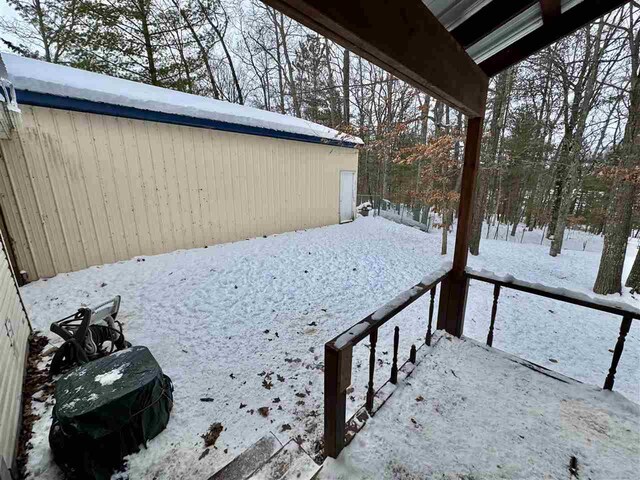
[261, 0, 629, 117]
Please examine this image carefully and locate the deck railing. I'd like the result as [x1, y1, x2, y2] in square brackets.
[466, 269, 640, 391]
[323, 269, 449, 458]
[324, 267, 639, 459]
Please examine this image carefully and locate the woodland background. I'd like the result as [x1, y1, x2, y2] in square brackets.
[0, 0, 638, 295]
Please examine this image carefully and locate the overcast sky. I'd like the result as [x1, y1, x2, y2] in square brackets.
[1, 0, 22, 53]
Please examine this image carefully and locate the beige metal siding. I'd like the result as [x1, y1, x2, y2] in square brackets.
[0, 232, 30, 470]
[0, 105, 358, 279]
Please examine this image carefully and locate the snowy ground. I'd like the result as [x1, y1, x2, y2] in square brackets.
[321, 332, 640, 480]
[20, 216, 640, 479]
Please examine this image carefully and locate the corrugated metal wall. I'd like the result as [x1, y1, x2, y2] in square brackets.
[0, 105, 358, 279]
[0, 232, 30, 471]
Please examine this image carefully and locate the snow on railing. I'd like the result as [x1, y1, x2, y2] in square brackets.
[466, 267, 640, 318]
[324, 263, 638, 461]
[465, 267, 638, 393]
[324, 263, 451, 458]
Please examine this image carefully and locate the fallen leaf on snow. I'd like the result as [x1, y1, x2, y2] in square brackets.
[202, 423, 223, 448]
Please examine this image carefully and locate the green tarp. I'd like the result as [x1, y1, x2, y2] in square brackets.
[50, 346, 173, 479]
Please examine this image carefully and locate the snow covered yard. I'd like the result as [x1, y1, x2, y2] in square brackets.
[20, 216, 640, 479]
[321, 332, 640, 480]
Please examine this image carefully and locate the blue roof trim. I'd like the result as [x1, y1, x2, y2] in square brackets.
[15, 89, 360, 149]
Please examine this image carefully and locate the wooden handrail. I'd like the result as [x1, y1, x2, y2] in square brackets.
[466, 271, 640, 320]
[466, 269, 637, 392]
[327, 270, 451, 352]
[324, 269, 450, 458]
[324, 267, 638, 460]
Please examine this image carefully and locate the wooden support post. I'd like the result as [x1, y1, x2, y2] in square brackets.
[603, 315, 632, 391]
[438, 116, 484, 337]
[324, 343, 352, 458]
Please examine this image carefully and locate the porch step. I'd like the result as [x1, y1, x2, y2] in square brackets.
[249, 440, 321, 480]
[209, 433, 282, 480]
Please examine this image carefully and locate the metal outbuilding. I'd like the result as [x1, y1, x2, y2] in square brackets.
[0, 53, 361, 280]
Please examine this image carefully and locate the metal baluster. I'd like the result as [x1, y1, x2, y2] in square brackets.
[366, 329, 378, 413]
[486, 284, 501, 347]
[409, 344, 416, 364]
[390, 326, 399, 384]
[426, 286, 436, 346]
[604, 315, 632, 391]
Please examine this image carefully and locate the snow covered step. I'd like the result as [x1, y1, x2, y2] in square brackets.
[248, 440, 322, 480]
[209, 433, 282, 480]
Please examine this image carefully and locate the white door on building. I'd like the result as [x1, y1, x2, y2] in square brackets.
[339, 170, 356, 223]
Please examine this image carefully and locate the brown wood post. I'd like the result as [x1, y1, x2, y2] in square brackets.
[438, 116, 484, 337]
[324, 343, 352, 458]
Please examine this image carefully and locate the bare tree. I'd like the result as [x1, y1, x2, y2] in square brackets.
[594, 5, 640, 293]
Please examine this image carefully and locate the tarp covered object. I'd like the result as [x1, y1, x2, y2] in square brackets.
[49, 346, 173, 479]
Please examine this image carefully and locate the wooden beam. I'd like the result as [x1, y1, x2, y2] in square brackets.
[261, 0, 488, 117]
[539, 0, 562, 26]
[480, 0, 629, 76]
[450, 0, 537, 48]
[437, 116, 483, 337]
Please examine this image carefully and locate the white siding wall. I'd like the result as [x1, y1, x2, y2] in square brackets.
[0, 232, 30, 471]
[0, 105, 359, 279]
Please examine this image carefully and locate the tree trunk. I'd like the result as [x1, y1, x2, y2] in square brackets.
[138, 0, 159, 85]
[594, 16, 639, 293]
[198, 1, 244, 104]
[324, 38, 340, 126]
[510, 216, 519, 236]
[593, 178, 636, 293]
[342, 49, 350, 123]
[176, 3, 221, 99]
[275, 27, 286, 113]
[34, 0, 52, 62]
[277, 13, 301, 117]
[469, 176, 488, 255]
[441, 210, 448, 255]
[550, 24, 605, 255]
[549, 160, 577, 256]
[547, 160, 566, 238]
[469, 69, 512, 255]
[626, 248, 640, 292]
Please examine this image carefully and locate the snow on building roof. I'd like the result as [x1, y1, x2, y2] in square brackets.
[1, 53, 363, 147]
